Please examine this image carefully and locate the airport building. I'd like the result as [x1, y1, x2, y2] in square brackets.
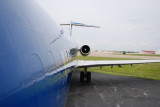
[140, 50, 155, 54]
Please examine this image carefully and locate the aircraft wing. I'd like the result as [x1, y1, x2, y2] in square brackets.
[75, 60, 160, 68]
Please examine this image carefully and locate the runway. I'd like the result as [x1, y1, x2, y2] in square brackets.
[65, 71, 160, 107]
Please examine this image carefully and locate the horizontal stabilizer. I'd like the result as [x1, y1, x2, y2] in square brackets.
[60, 22, 100, 28]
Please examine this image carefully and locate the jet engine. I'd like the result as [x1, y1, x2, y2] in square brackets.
[80, 45, 90, 56]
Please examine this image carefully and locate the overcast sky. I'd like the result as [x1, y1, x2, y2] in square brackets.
[36, 0, 160, 51]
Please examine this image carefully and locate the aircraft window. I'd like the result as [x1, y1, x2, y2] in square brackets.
[58, 50, 63, 61]
[63, 49, 67, 58]
[68, 49, 71, 56]
[52, 50, 62, 66]
[63, 49, 65, 57]
[64, 50, 68, 62]
[30, 54, 44, 78]
[46, 51, 56, 72]
[66, 50, 68, 57]
[61, 49, 66, 63]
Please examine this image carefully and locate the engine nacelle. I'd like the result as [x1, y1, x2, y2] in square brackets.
[80, 45, 90, 56]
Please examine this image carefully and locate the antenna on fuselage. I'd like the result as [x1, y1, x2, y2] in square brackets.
[60, 21, 100, 36]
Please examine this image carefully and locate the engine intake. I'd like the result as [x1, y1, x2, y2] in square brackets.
[80, 45, 90, 56]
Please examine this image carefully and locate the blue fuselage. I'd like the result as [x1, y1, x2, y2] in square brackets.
[0, 0, 78, 107]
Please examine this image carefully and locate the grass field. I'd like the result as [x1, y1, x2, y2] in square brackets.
[114, 53, 160, 57]
[75, 56, 140, 60]
[75, 56, 160, 80]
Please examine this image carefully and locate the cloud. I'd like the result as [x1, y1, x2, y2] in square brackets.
[127, 27, 137, 32]
[74, 39, 112, 46]
[130, 17, 139, 22]
[141, 27, 157, 34]
[139, 41, 154, 47]
[114, 41, 154, 47]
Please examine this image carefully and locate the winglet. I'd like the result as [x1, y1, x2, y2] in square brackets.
[60, 21, 100, 36]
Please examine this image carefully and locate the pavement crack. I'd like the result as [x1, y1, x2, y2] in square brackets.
[99, 93, 106, 101]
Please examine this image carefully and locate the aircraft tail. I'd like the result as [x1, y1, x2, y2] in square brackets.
[60, 22, 100, 36]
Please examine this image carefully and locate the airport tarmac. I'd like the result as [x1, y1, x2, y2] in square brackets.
[65, 71, 160, 107]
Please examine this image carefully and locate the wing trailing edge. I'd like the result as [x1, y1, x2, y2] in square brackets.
[75, 60, 160, 68]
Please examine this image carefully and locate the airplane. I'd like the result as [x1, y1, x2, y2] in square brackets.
[0, 0, 160, 107]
